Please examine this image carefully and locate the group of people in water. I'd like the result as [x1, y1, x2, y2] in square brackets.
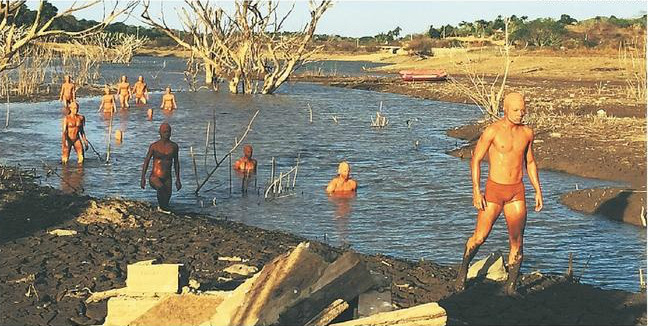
[59, 75, 178, 164]
[58, 74, 543, 297]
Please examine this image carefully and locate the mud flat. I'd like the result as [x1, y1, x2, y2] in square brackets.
[0, 166, 645, 325]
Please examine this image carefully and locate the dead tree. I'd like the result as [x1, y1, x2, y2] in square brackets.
[0, 0, 136, 73]
[141, 0, 331, 94]
[450, 18, 512, 119]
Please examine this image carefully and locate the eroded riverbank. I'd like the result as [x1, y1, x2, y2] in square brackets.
[0, 166, 645, 325]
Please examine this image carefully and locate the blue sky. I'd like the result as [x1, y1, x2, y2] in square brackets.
[45, 1, 648, 37]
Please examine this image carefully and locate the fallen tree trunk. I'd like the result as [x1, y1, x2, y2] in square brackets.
[279, 251, 375, 324]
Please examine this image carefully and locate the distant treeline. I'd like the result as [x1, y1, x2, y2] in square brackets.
[315, 14, 647, 53]
[6, 1, 647, 52]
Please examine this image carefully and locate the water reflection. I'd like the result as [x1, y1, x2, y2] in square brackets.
[60, 164, 85, 194]
[328, 194, 355, 243]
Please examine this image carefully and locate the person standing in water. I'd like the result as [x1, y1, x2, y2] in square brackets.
[59, 75, 76, 112]
[132, 76, 149, 105]
[117, 75, 131, 110]
[326, 161, 357, 195]
[98, 86, 116, 114]
[233, 144, 257, 174]
[160, 86, 177, 110]
[141, 123, 182, 211]
[454, 92, 543, 297]
[61, 102, 88, 165]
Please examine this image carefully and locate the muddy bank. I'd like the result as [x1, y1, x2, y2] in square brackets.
[0, 166, 645, 325]
[561, 188, 647, 227]
[309, 75, 646, 226]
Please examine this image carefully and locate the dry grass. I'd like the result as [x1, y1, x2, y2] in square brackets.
[525, 110, 646, 144]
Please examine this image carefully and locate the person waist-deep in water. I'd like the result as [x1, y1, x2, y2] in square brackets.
[233, 144, 257, 174]
[326, 161, 357, 195]
[141, 123, 182, 212]
[132, 75, 149, 105]
[160, 87, 177, 110]
[455, 92, 543, 297]
[61, 102, 88, 165]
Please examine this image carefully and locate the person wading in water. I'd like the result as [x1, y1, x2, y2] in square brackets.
[59, 75, 76, 113]
[61, 102, 88, 165]
[455, 92, 543, 297]
[141, 123, 182, 212]
[326, 161, 357, 195]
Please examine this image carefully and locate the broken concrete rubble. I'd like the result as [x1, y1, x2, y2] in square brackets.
[98, 243, 447, 326]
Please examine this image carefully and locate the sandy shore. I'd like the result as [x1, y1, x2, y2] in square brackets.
[0, 166, 645, 325]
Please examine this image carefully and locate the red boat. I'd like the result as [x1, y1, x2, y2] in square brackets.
[399, 69, 447, 82]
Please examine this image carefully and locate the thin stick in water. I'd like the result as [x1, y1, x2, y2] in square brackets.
[5, 91, 9, 129]
[190, 146, 199, 189]
[228, 153, 232, 194]
[292, 153, 300, 189]
[204, 121, 210, 168]
[271, 156, 276, 194]
[106, 113, 113, 163]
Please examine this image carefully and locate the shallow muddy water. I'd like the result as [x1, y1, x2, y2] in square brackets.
[0, 57, 645, 291]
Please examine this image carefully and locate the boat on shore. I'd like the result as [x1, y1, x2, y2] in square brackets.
[399, 69, 448, 81]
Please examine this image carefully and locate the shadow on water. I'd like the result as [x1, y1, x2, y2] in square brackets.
[0, 57, 645, 291]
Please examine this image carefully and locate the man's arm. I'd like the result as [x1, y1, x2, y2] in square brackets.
[72, 83, 76, 100]
[59, 85, 64, 101]
[471, 126, 496, 211]
[141, 145, 153, 189]
[174, 144, 182, 190]
[326, 178, 339, 194]
[525, 129, 543, 212]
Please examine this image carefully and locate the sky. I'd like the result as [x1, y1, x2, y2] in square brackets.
[40, 0, 648, 38]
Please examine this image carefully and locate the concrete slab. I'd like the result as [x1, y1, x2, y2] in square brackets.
[357, 289, 392, 318]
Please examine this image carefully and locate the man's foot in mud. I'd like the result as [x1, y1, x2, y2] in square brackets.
[157, 206, 171, 214]
[498, 284, 524, 299]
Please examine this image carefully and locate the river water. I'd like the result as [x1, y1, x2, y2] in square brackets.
[0, 57, 645, 291]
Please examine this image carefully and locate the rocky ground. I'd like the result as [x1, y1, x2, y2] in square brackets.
[298, 74, 647, 226]
[0, 166, 646, 325]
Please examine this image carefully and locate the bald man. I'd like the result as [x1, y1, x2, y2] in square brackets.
[326, 161, 357, 195]
[233, 144, 257, 174]
[132, 76, 149, 105]
[141, 123, 182, 211]
[455, 92, 543, 297]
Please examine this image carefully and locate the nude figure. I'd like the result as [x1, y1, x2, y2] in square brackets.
[132, 76, 148, 105]
[141, 123, 182, 211]
[233, 144, 257, 174]
[455, 92, 543, 297]
[61, 102, 88, 164]
[98, 86, 116, 114]
[160, 87, 177, 110]
[59, 75, 76, 111]
[117, 75, 131, 110]
[326, 161, 357, 195]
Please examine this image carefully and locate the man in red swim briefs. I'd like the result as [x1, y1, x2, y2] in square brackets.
[455, 92, 543, 296]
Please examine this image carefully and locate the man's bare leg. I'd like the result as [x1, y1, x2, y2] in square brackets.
[73, 140, 84, 164]
[150, 176, 172, 211]
[62, 140, 72, 165]
[503, 200, 527, 296]
[455, 202, 503, 291]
